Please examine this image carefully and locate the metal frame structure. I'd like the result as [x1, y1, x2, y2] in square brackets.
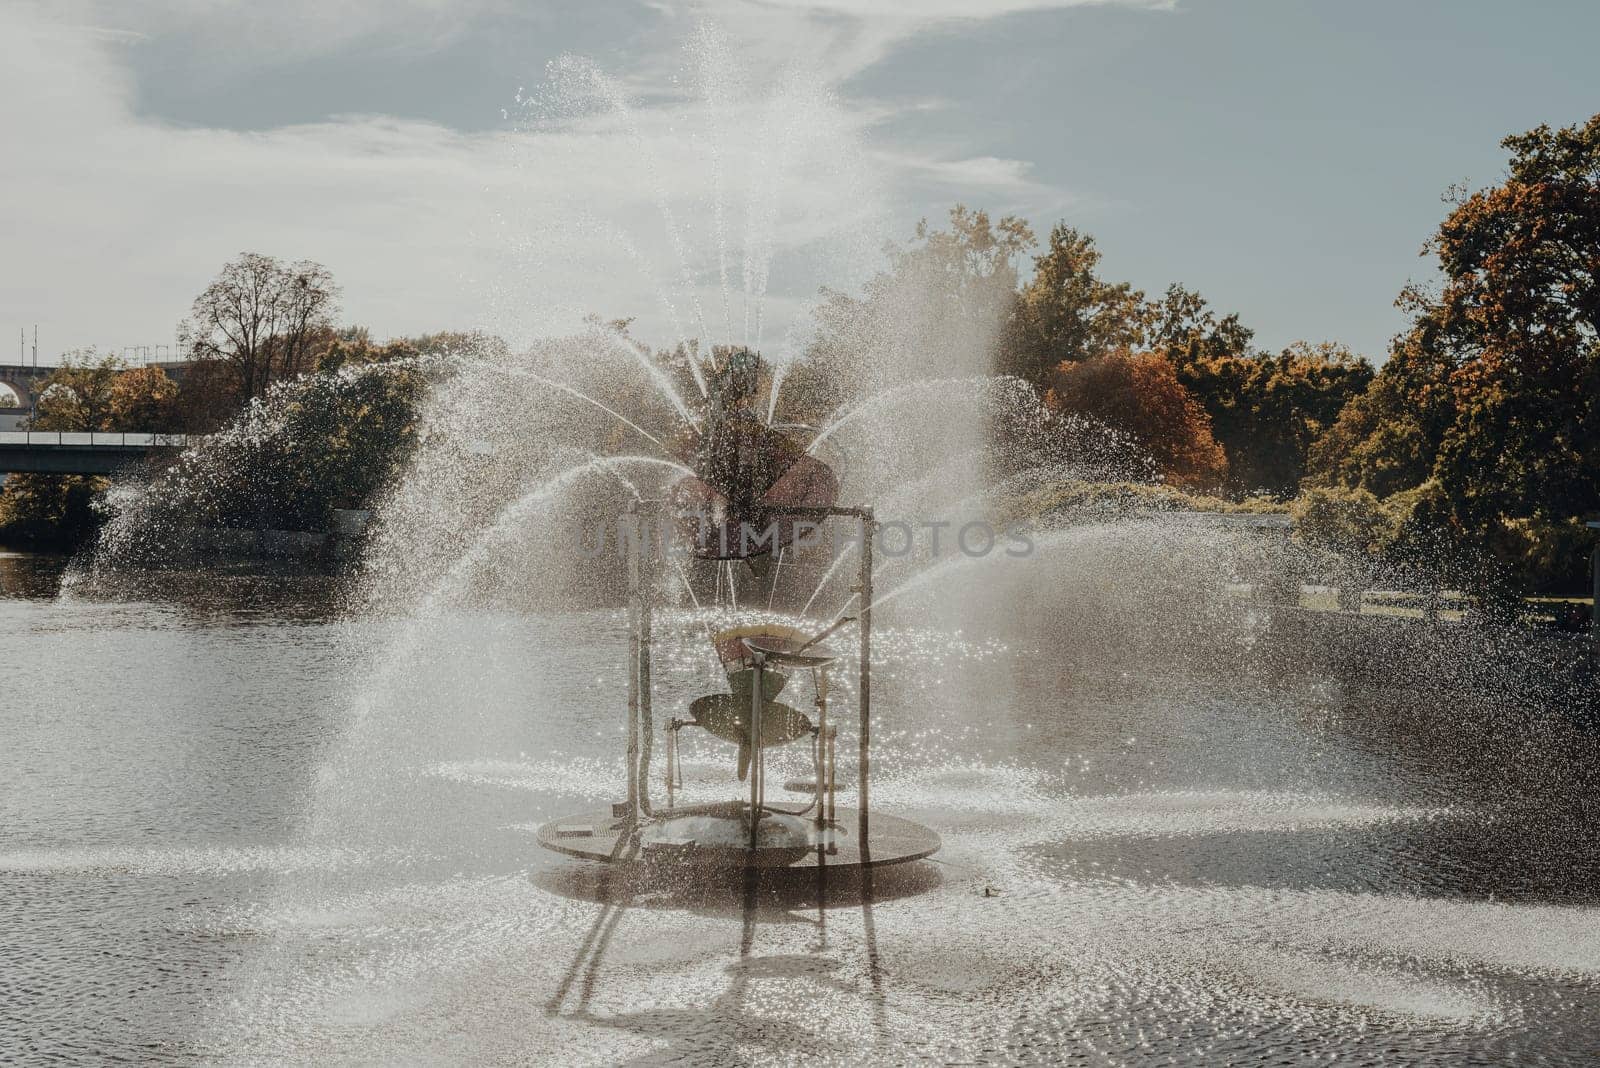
[621, 500, 877, 854]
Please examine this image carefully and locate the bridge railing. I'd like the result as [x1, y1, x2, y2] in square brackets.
[0, 431, 191, 447]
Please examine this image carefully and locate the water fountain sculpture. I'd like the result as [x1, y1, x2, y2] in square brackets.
[537, 351, 941, 873]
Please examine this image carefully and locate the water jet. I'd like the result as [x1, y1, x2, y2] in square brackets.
[538, 353, 940, 876]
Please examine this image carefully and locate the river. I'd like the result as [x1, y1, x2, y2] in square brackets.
[5, 550, 1600, 1065]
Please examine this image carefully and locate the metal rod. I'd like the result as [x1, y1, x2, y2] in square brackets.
[749, 653, 764, 848]
[857, 511, 874, 845]
[828, 728, 838, 833]
[625, 505, 641, 828]
[815, 666, 829, 830]
[1593, 543, 1599, 655]
[637, 527, 654, 818]
[767, 546, 785, 611]
[666, 726, 675, 811]
[796, 614, 855, 655]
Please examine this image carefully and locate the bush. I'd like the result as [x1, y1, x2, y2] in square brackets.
[1290, 485, 1396, 555]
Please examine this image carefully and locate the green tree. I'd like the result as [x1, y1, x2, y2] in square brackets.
[0, 473, 105, 548]
[1419, 118, 1600, 549]
[0, 355, 124, 548]
[128, 361, 431, 538]
[1178, 341, 1373, 498]
[1291, 485, 1397, 556]
[1308, 331, 1453, 499]
[1147, 283, 1254, 365]
[1002, 224, 1147, 387]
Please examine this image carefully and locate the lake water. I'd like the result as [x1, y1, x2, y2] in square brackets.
[5, 550, 1600, 1065]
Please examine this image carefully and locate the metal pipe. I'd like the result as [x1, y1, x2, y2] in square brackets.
[750, 652, 764, 848]
[815, 666, 829, 831]
[625, 505, 641, 828]
[637, 524, 654, 817]
[857, 511, 874, 845]
[828, 727, 838, 832]
[1592, 542, 1599, 653]
[796, 614, 855, 655]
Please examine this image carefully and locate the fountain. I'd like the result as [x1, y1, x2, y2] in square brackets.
[536, 349, 940, 873]
[13, 26, 1600, 1068]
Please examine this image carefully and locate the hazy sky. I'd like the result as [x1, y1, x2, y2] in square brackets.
[5, 0, 1598, 364]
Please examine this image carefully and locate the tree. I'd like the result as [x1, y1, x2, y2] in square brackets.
[122, 360, 431, 540]
[1291, 485, 1397, 556]
[804, 205, 1035, 406]
[179, 253, 341, 404]
[109, 366, 179, 432]
[1313, 112, 1600, 590]
[0, 472, 105, 548]
[1002, 224, 1148, 387]
[1178, 341, 1374, 497]
[1415, 117, 1600, 542]
[30, 352, 124, 431]
[1046, 349, 1228, 490]
[1308, 331, 1453, 499]
[1147, 283, 1254, 366]
[0, 354, 124, 548]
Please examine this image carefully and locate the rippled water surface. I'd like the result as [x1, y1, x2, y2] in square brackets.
[5, 551, 1600, 1065]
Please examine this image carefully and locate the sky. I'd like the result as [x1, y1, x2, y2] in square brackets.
[4, 0, 1599, 366]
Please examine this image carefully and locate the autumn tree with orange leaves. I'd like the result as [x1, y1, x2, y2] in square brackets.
[1047, 349, 1229, 490]
[1313, 113, 1600, 589]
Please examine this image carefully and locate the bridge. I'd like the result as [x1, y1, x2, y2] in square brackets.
[0, 359, 195, 411]
[0, 431, 192, 476]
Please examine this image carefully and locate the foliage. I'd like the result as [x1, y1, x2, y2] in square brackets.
[1306, 338, 1450, 499]
[0, 354, 175, 548]
[137, 362, 432, 535]
[1001, 477, 1286, 527]
[1000, 239, 1369, 499]
[316, 327, 498, 372]
[0, 475, 106, 548]
[1145, 284, 1255, 365]
[179, 252, 341, 404]
[1001, 225, 1148, 386]
[1312, 112, 1600, 590]
[1174, 341, 1373, 498]
[2, 333, 436, 551]
[29, 351, 124, 431]
[1046, 350, 1228, 490]
[1290, 485, 1397, 556]
[109, 366, 180, 432]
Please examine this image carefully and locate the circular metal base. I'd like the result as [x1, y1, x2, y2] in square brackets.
[536, 803, 939, 872]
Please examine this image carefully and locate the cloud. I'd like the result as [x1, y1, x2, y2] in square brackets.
[751, 0, 1174, 17]
[911, 155, 1046, 193]
[48, 0, 507, 61]
[1, 0, 1128, 356]
[0, 4, 896, 356]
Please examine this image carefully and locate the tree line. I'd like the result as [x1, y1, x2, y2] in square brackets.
[3, 111, 1596, 595]
[795, 113, 1600, 594]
